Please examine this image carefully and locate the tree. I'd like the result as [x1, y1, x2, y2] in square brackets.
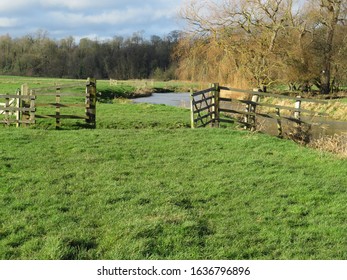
[179, 0, 298, 88]
[0, 31, 179, 80]
[0, 35, 14, 73]
[314, 0, 346, 93]
[178, 0, 347, 93]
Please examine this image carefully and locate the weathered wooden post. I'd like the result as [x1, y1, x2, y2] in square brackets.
[244, 89, 260, 130]
[211, 83, 220, 128]
[29, 89, 35, 126]
[16, 88, 21, 127]
[250, 92, 260, 131]
[293, 96, 302, 137]
[55, 87, 61, 129]
[190, 89, 195, 129]
[5, 97, 9, 126]
[244, 101, 250, 130]
[86, 78, 97, 128]
[20, 83, 29, 127]
[276, 107, 283, 138]
[294, 96, 302, 121]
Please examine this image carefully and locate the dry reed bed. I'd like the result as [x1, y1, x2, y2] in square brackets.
[308, 133, 347, 158]
[261, 98, 347, 121]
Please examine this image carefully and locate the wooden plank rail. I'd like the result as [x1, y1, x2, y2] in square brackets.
[0, 119, 35, 124]
[1, 78, 96, 128]
[191, 83, 346, 137]
[194, 112, 214, 122]
[220, 97, 328, 116]
[0, 107, 35, 112]
[191, 87, 214, 97]
[192, 96, 214, 105]
[33, 83, 85, 92]
[35, 92, 86, 97]
[0, 94, 35, 99]
[194, 104, 215, 114]
[219, 86, 330, 104]
[36, 114, 88, 119]
[36, 103, 86, 108]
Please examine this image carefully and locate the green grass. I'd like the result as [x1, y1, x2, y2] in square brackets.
[97, 79, 203, 100]
[1, 77, 347, 260]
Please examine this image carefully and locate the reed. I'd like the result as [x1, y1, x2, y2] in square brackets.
[309, 133, 347, 158]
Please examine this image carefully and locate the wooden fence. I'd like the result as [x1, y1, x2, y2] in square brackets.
[0, 90, 35, 127]
[0, 78, 96, 129]
[191, 83, 344, 137]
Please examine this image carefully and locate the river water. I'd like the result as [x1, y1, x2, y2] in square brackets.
[132, 93, 191, 108]
[132, 93, 346, 138]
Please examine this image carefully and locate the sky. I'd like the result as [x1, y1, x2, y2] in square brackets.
[0, 0, 184, 40]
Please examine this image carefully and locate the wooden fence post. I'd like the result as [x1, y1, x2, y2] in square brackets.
[5, 97, 9, 126]
[21, 83, 29, 127]
[244, 102, 250, 130]
[212, 83, 220, 128]
[190, 89, 195, 129]
[29, 90, 35, 126]
[86, 78, 97, 128]
[276, 107, 283, 137]
[29, 90, 36, 124]
[244, 89, 260, 130]
[250, 93, 260, 131]
[55, 87, 61, 129]
[16, 88, 21, 127]
[294, 96, 302, 121]
[293, 96, 303, 137]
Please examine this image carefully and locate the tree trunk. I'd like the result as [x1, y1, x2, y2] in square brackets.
[320, 0, 341, 95]
[320, 69, 331, 94]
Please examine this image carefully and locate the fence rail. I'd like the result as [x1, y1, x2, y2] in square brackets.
[190, 84, 219, 128]
[190, 84, 347, 137]
[0, 93, 35, 126]
[0, 78, 96, 129]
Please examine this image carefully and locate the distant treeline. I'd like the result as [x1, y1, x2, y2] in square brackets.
[0, 30, 180, 80]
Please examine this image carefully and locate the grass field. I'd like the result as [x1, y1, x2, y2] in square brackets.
[0, 75, 202, 98]
[1, 77, 347, 260]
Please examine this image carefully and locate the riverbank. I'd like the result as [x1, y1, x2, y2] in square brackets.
[97, 79, 204, 101]
[1, 75, 345, 141]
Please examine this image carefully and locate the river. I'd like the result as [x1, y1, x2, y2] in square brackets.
[132, 93, 346, 138]
[132, 93, 191, 108]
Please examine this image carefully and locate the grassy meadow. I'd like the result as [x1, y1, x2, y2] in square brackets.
[0, 76, 347, 260]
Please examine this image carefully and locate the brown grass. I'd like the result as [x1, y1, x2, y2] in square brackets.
[304, 101, 347, 121]
[260, 97, 347, 121]
[309, 133, 347, 158]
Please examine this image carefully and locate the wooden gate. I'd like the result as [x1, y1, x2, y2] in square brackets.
[190, 83, 220, 128]
[0, 89, 35, 127]
[190, 83, 346, 139]
[1, 78, 97, 129]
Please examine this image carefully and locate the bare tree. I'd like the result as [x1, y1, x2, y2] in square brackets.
[179, 0, 299, 88]
[314, 0, 346, 93]
[178, 0, 347, 93]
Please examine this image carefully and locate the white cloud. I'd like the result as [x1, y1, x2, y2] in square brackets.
[0, 17, 18, 28]
[48, 4, 178, 28]
[0, 0, 183, 38]
[39, 0, 96, 10]
[0, 0, 33, 12]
